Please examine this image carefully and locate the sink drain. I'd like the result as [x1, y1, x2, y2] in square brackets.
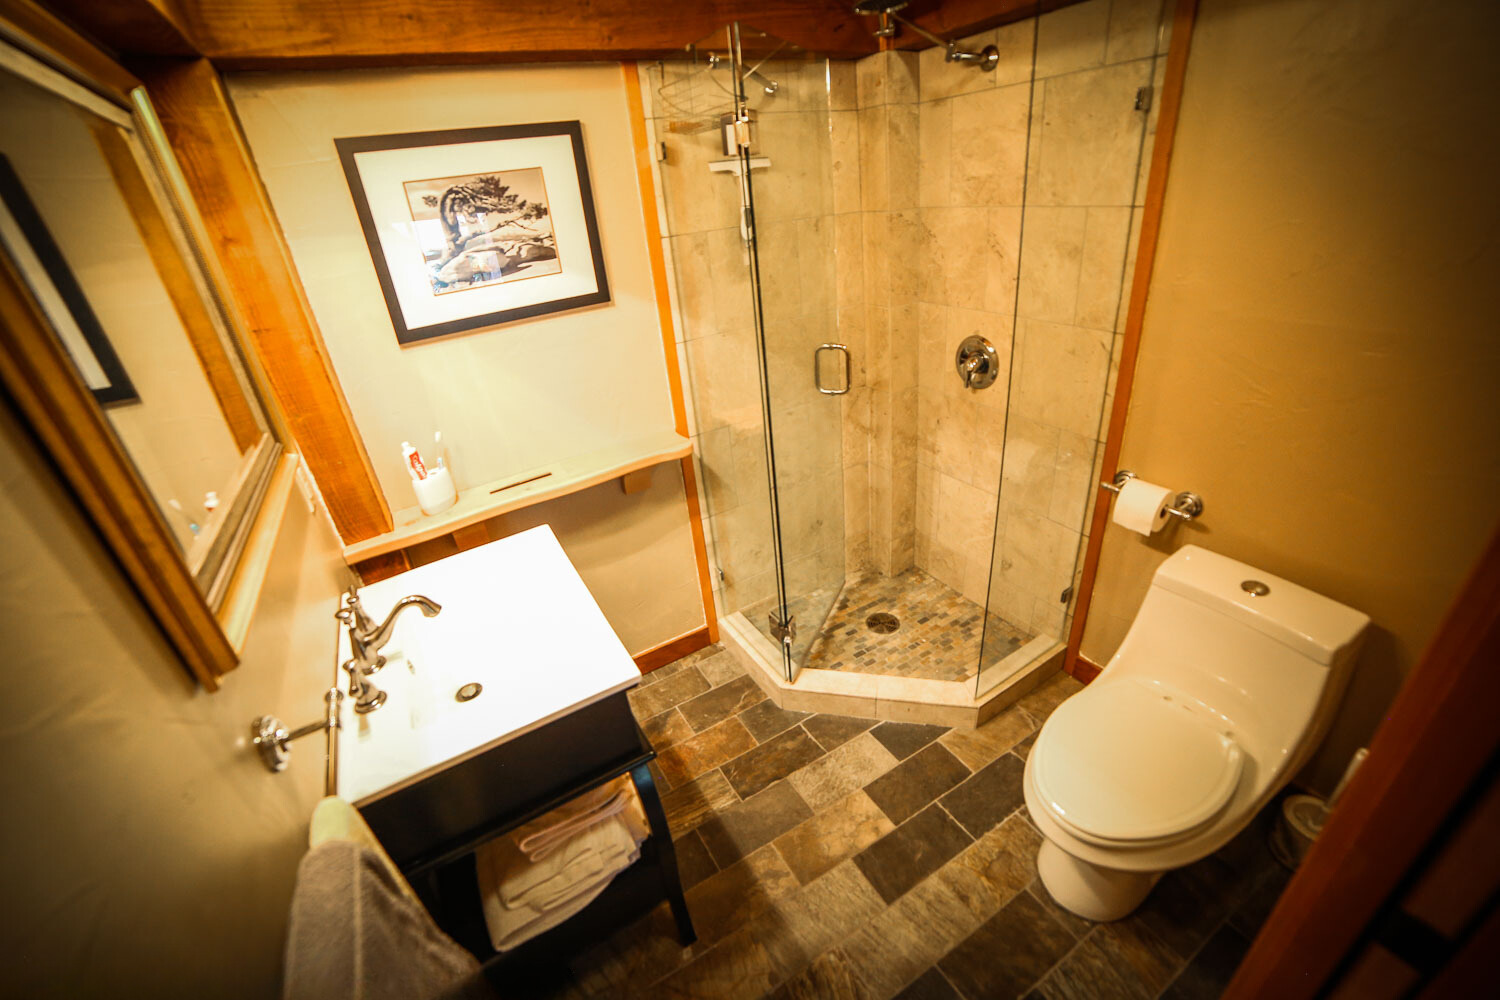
[866, 612, 900, 634]
[455, 682, 483, 703]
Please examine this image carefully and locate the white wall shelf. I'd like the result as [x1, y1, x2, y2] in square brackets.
[342, 429, 692, 564]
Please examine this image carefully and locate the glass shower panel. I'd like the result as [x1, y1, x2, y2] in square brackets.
[976, 0, 1170, 696]
[650, 28, 789, 660]
[651, 26, 846, 682]
[733, 26, 846, 682]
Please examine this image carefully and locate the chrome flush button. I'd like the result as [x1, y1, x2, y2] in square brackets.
[1241, 580, 1270, 597]
[455, 682, 483, 702]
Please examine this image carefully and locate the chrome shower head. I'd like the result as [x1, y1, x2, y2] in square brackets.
[853, 0, 999, 71]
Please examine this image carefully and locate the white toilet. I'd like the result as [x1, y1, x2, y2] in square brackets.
[1025, 545, 1369, 921]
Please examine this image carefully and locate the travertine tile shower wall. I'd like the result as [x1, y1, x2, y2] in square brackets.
[852, 50, 920, 579]
[915, 0, 1167, 646]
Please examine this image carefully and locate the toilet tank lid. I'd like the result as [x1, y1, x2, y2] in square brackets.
[1154, 546, 1370, 665]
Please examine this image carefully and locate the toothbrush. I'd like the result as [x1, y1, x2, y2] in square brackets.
[434, 431, 446, 471]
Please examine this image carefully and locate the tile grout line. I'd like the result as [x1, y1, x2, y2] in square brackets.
[1147, 902, 1238, 1000]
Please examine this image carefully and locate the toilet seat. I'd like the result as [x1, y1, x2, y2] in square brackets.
[1032, 680, 1244, 847]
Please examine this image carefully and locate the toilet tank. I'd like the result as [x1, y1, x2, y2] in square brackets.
[1107, 546, 1370, 759]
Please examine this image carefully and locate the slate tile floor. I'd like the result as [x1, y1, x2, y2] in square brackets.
[535, 645, 1286, 1000]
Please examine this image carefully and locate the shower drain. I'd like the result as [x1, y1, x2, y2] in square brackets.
[866, 612, 900, 634]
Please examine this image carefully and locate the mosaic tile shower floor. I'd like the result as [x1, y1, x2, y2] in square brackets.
[746, 569, 1033, 684]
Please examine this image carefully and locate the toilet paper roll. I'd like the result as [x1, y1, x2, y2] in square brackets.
[1112, 478, 1174, 535]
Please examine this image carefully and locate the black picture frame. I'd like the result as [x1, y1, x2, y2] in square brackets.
[335, 121, 611, 345]
[0, 153, 138, 406]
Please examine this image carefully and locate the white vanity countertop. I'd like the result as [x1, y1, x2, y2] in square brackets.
[335, 524, 642, 805]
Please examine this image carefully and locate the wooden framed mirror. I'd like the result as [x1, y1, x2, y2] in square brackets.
[0, 14, 285, 690]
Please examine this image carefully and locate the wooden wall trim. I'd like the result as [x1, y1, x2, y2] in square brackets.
[352, 550, 411, 585]
[1223, 524, 1500, 998]
[0, 249, 233, 689]
[635, 626, 713, 675]
[623, 61, 720, 644]
[1063, 0, 1198, 680]
[133, 57, 392, 544]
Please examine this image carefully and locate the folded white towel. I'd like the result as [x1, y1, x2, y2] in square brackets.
[517, 790, 628, 861]
[478, 844, 641, 952]
[502, 816, 636, 911]
[474, 778, 653, 952]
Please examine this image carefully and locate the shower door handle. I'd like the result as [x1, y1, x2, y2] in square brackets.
[814, 343, 850, 396]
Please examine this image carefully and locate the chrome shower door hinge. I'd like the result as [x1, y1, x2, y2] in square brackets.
[1060, 585, 1074, 605]
[768, 613, 797, 645]
[1135, 86, 1154, 111]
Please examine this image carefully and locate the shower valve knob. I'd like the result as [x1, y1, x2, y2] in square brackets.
[955, 335, 1000, 390]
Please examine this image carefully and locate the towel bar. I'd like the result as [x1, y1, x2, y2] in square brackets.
[252, 685, 342, 794]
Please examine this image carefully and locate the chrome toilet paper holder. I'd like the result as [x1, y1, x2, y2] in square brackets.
[1100, 469, 1204, 521]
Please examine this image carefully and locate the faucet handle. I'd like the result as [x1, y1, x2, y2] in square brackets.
[335, 605, 385, 675]
[344, 586, 376, 636]
[341, 658, 388, 714]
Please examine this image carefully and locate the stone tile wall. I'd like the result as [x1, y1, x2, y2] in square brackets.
[912, 0, 1170, 656]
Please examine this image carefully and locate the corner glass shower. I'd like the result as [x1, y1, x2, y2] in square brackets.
[648, 0, 1168, 702]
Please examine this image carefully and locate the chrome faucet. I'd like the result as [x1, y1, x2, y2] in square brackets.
[337, 588, 443, 714]
[342, 587, 443, 673]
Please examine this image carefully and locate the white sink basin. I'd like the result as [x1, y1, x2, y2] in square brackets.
[335, 525, 641, 805]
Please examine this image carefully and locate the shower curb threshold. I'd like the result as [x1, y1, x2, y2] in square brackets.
[718, 612, 1065, 728]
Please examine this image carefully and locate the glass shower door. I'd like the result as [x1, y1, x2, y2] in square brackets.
[975, 0, 1170, 697]
[653, 24, 846, 683]
[730, 24, 846, 682]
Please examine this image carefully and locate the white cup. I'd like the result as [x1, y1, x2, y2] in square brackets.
[413, 465, 457, 515]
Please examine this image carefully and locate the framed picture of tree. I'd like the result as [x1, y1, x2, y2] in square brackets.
[335, 121, 610, 344]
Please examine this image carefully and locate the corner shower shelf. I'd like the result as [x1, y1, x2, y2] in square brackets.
[341, 429, 692, 565]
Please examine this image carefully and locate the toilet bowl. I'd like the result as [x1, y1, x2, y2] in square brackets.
[1025, 545, 1369, 921]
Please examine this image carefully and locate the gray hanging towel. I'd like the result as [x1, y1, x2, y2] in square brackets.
[283, 840, 497, 1000]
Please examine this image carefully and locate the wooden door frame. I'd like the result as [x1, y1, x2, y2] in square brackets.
[1223, 523, 1500, 997]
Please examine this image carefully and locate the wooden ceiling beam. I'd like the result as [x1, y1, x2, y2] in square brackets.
[37, 0, 197, 58]
[886, 0, 1078, 49]
[42, 0, 884, 66]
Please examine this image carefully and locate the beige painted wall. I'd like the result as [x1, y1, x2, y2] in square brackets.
[227, 64, 676, 515]
[0, 404, 348, 996]
[227, 64, 705, 653]
[1079, 0, 1500, 791]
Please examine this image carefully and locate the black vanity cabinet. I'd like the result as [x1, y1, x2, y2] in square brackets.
[335, 527, 695, 992]
[358, 689, 694, 990]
